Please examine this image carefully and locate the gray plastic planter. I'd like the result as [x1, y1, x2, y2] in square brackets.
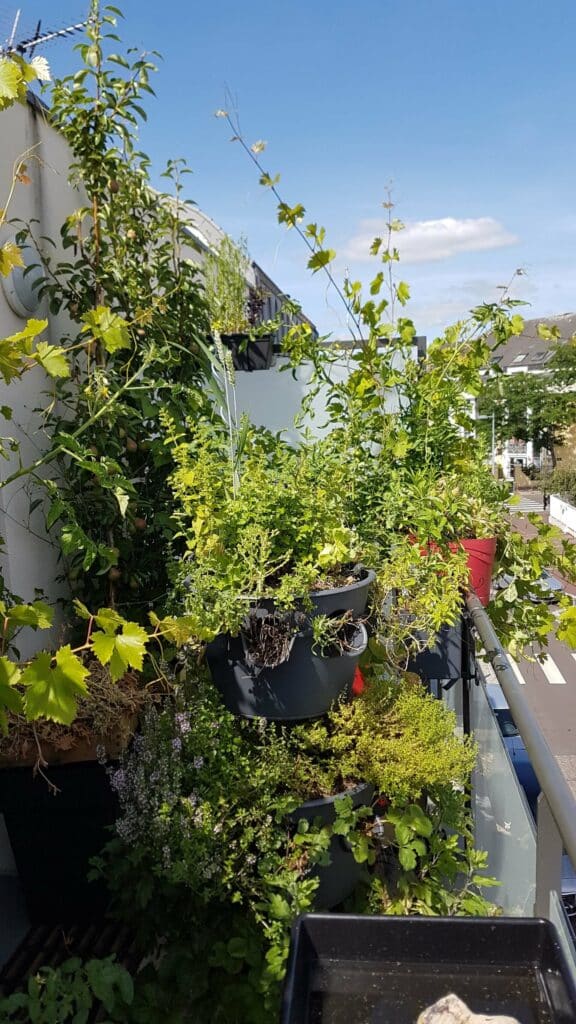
[289, 783, 375, 909]
[409, 618, 463, 682]
[206, 570, 375, 721]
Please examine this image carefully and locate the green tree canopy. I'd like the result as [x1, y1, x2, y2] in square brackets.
[478, 337, 576, 466]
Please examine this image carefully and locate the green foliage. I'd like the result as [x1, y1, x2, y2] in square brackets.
[371, 799, 499, 917]
[0, 955, 133, 1023]
[293, 672, 476, 806]
[205, 235, 251, 334]
[6, 5, 217, 617]
[542, 465, 576, 505]
[479, 367, 576, 467]
[169, 422, 360, 638]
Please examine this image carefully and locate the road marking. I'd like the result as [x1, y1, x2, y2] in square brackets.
[539, 654, 567, 685]
[508, 656, 526, 685]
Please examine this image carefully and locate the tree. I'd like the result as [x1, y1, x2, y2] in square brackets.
[479, 349, 576, 468]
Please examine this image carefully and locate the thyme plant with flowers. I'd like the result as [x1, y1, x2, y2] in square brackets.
[96, 667, 494, 1020]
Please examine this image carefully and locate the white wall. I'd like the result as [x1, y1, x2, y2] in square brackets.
[0, 98, 83, 650]
[233, 346, 412, 443]
[549, 494, 576, 538]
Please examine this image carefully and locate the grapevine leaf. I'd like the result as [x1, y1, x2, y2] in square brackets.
[81, 306, 131, 353]
[29, 55, 51, 82]
[73, 598, 92, 621]
[0, 240, 24, 277]
[557, 606, 576, 649]
[7, 601, 53, 629]
[307, 248, 336, 272]
[91, 631, 116, 666]
[396, 281, 410, 305]
[21, 646, 90, 724]
[91, 621, 148, 681]
[33, 341, 70, 379]
[0, 657, 23, 734]
[0, 59, 23, 111]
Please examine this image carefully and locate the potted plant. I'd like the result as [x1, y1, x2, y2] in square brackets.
[0, 595, 194, 923]
[168, 422, 375, 719]
[204, 235, 274, 371]
[99, 664, 483, 1020]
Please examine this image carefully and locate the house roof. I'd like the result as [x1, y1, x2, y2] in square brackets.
[496, 313, 576, 371]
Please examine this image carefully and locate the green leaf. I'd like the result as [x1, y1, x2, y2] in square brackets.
[7, 601, 53, 629]
[81, 306, 131, 353]
[33, 341, 70, 379]
[268, 893, 291, 921]
[73, 598, 92, 621]
[402, 804, 434, 837]
[0, 58, 24, 111]
[0, 240, 24, 277]
[396, 281, 410, 305]
[370, 272, 384, 295]
[398, 845, 417, 871]
[557, 606, 576, 649]
[21, 646, 90, 724]
[0, 319, 48, 383]
[91, 620, 148, 682]
[0, 657, 23, 734]
[307, 248, 336, 273]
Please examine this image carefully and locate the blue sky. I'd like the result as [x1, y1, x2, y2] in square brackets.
[4, 0, 576, 338]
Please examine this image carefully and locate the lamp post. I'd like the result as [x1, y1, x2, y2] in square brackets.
[476, 412, 496, 473]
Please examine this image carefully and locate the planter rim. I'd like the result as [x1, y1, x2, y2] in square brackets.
[240, 565, 376, 613]
[326, 621, 368, 659]
[297, 782, 374, 814]
[309, 566, 376, 600]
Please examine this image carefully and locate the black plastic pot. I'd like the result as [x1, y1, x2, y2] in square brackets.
[409, 617, 463, 682]
[207, 569, 374, 721]
[0, 761, 117, 923]
[281, 914, 576, 1023]
[288, 784, 375, 910]
[220, 332, 274, 371]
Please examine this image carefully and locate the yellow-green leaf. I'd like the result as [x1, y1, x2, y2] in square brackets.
[91, 620, 148, 682]
[21, 646, 89, 724]
[0, 58, 24, 110]
[73, 598, 92, 621]
[396, 281, 410, 306]
[33, 341, 70, 379]
[0, 241, 24, 277]
[0, 657, 23, 734]
[81, 306, 131, 353]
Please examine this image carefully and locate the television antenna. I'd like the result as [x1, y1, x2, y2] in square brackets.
[1, 7, 88, 58]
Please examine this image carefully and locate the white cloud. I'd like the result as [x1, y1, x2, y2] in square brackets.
[343, 216, 518, 264]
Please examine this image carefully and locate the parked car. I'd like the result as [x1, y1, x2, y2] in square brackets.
[487, 683, 576, 937]
[493, 569, 564, 603]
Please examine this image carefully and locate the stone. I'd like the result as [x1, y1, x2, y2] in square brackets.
[417, 993, 520, 1024]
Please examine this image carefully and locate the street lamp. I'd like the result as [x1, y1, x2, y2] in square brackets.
[476, 412, 496, 473]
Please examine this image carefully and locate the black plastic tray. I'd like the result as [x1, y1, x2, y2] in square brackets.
[281, 914, 576, 1023]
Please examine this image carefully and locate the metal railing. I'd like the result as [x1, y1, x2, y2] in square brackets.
[465, 592, 576, 919]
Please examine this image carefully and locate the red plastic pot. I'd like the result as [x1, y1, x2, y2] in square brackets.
[456, 537, 497, 606]
[408, 534, 497, 607]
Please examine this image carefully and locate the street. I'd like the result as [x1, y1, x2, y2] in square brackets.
[507, 494, 576, 799]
